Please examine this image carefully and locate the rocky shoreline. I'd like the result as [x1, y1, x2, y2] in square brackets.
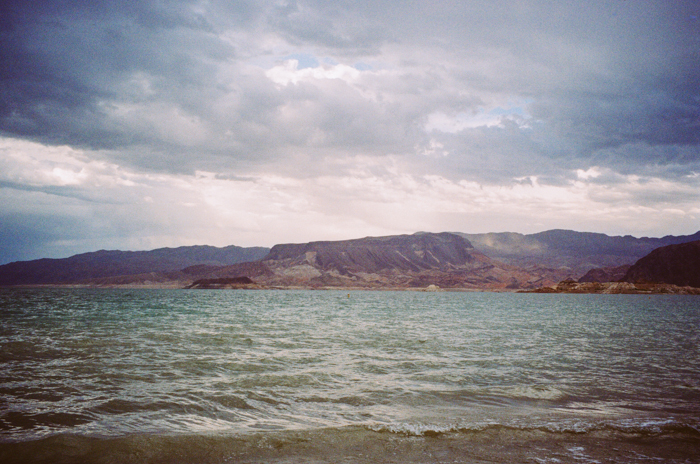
[7, 281, 700, 294]
[523, 279, 700, 295]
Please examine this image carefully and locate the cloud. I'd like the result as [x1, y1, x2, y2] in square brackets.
[1, 0, 699, 261]
[4, 0, 697, 177]
[2, 136, 699, 264]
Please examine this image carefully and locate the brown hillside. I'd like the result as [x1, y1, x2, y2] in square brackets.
[623, 240, 700, 288]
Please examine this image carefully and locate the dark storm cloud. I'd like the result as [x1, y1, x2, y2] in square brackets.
[0, 0, 241, 150]
[409, 0, 700, 174]
[268, 0, 391, 54]
[2, 0, 698, 181]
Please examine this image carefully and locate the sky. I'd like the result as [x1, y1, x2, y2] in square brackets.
[1, 0, 700, 263]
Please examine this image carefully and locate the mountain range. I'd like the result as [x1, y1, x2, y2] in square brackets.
[0, 245, 268, 286]
[1, 229, 699, 289]
[228, 232, 544, 289]
[458, 229, 700, 275]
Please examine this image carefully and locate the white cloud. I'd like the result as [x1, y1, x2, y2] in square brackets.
[576, 167, 602, 180]
[2, 134, 700, 261]
[0, 138, 135, 190]
[5, 137, 700, 217]
[265, 59, 362, 86]
[416, 139, 448, 158]
[425, 102, 532, 133]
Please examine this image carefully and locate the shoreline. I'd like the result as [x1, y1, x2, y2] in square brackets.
[2, 282, 699, 294]
[2, 424, 699, 464]
[521, 280, 700, 295]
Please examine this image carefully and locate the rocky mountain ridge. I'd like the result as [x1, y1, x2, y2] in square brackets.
[251, 232, 551, 289]
[2, 229, 699, 290]
[459, 229, 700, 275]
[0, 245, 269, 286]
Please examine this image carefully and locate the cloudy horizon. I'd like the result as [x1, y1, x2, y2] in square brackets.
[1, 0, 699, 264]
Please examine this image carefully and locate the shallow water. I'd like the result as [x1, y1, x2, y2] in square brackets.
[1, 288, 699, 463]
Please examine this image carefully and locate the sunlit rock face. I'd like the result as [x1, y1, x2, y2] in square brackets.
[257, 232, 549, 290]
[264, 232, 477, 274]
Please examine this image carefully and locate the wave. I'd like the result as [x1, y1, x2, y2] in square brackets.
[2, 420, 699, 464]
[299, 395, 376, 407]
[368, 416, 700, 437]
[497, 384, 568, 400]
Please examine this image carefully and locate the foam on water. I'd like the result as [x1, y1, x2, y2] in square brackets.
[368, 415, 700, 438]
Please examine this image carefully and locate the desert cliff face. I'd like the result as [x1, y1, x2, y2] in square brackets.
[265, 233, 475, 271]
[245, 232, 563, 290]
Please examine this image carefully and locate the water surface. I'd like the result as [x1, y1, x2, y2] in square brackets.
[1, 288, 698, 463]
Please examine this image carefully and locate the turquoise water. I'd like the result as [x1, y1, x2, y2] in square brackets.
[1, 288, 699, 463]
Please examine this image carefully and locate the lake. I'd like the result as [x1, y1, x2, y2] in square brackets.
[1, 288, 699, 463]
